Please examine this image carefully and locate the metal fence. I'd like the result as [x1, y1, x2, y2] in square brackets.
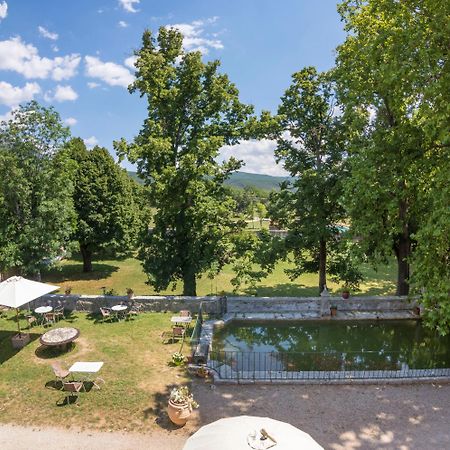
[208, 350, 450, 381]
[190, 302, 204, 351]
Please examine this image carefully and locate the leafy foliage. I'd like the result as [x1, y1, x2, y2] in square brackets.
[0, 101, 75, 276]
[264, 67, 361, 293]
[335, 0, 449, 303]
[114, 28, 254, 295]
[65, 138, 141, 272]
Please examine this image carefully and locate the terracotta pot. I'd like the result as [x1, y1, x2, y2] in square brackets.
[167, 400, 192, 426]
[342, 291, 350, 299]
[330, 307, 337, 317]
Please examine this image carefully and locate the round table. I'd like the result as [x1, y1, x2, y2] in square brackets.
[40, 327, 80, 351]
[35, 306, 53, 314]
[111, 305, 127, 312]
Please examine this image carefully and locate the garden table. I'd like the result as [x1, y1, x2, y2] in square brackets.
[69, 361, 104, 389]
[171, 316, 192, 331]
[39, 326, 79, 352]
[111, 304, 128, 321]
[35, 306, 53, 314]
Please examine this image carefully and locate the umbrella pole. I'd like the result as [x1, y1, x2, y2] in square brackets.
[16, 308, 21, 337]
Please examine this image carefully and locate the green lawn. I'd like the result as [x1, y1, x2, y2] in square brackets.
[0, 311, 191, 431]
[41, 255, 397, 297]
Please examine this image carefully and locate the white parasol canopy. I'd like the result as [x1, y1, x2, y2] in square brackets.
[0, 276, 59, 334]
[182, 416, 323, 450]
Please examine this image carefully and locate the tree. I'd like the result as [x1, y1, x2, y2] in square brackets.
[0, 101, 75, 277]
[266, 67, 361, 293]
[334, 0, 449, 296]
[65, 138, 140, 272]
[114, 28, 253, 295]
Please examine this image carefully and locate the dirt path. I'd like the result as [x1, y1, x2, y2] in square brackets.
[1, 382, 449, 449]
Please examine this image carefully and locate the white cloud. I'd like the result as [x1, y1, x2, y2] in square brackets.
[118, 21, 128, 28]
[0, 81, 41, 107]
[219, 139, 288, 177]
[0, 37, 80, 80]
[85, 56, 134, 88]
[84, 136, 99, 148]
[167, 17, 223, 55]
[87, 81, 100, 89]
[52, 44, 59, 52]
[119, 0, 139, 13]
[64, 117, 77, 126]
[124, 55, 137, 69]
[53, 85, 78, 102]
[38, 26, 58, 41]
[0, 2, 7, 21]
[0, 107, 16, 123]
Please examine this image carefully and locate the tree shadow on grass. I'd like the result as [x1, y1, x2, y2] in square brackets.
[42, 262, 120, 284]
[0, 331, 41, 364]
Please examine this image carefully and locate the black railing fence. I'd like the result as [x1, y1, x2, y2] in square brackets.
[208, 350, 450, 381]
[190, 302, 204, 352]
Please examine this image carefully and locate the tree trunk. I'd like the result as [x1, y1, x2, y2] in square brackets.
[395, 199, 411, 296]
[80, 244, 93, 273]
[182, 265, 197, 296]
[395, 234, 410, 296]
[318, 238, 327, 294]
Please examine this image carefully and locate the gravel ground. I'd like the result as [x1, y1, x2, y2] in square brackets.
[1, 382, 449, 449]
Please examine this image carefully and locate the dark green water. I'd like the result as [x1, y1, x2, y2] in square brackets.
[212, 320, 450, 371]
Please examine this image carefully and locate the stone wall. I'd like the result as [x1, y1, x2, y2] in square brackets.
[29, 294, 224, 315]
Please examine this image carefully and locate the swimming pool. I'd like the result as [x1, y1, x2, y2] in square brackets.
[210, 320, 450, 379]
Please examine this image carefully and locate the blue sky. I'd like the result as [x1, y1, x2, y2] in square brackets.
[0, 0, 345, 175]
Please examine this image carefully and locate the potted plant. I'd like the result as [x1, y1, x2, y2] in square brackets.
[167, 386, 199, 426]
[330, 305, 338, 317]
[171, 352, 185, 366]
[64, 286, 72, 296]
[341, 287, 350, 299]
[196, 366, 210, 378]
[126, 287, 134, 300]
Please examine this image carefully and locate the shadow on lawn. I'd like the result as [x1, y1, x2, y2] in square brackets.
[143, 384, 187, 431]
[42, 262, 120, 284]
[0, 330, 41, 364]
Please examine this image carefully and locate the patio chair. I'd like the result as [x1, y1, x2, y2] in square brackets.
[44, 312, 55, 327]
[26, 314, 37, 329]
[161, 326, 186, 344]
[61, 381, 85, 405]
[54, 305, 65, 322]
[126, 301, 140, 320]
[100, 307, 113, 323]
[51, 361, 70, 388]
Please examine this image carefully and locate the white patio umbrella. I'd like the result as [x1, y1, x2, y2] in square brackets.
[0, 276, 59, 335]
[182, 416, 323, 450]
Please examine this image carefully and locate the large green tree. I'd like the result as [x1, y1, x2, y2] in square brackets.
[0, 101, 75, 277]
[65, 138, 140, 272]
[334, 0, 449, 297]
[115, 28, 253, 295]
[267, 67, 361, 293]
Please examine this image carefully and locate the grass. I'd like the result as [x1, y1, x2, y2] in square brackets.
[42, 254, 397, 297]
[0, 311, 192, 431]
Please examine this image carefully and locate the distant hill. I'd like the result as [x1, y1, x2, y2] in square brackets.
[128, 170, 292, 191]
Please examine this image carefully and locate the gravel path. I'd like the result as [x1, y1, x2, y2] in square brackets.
[1, 383, 449, 449]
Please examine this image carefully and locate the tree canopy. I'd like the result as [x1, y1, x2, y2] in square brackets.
[0, 101, 75, 277]
[115, 27, 254, 295]
[266, 67, 361, 293]
[65, 138, 141, 272]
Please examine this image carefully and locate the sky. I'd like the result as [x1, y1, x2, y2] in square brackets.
[0, 0, 346, 176]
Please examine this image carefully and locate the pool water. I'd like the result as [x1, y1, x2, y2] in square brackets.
[212, 320, 450, 371]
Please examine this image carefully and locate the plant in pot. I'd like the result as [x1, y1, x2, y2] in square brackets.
[171, 352, 185, 366]
[341, 287, 350, 299]
[330, 305, 338, 317]
[167, 386, 199, 426]
[64, 286, 72, 296]
[126, 287, 134, 299]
